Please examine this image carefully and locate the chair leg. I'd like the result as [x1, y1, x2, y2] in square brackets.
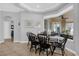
[52, 46, 56, 55]
[39, 47, 41, 55]
[61, 48, 65, 56]
[46, 49, 48, 56]
[35, 48, 38, 54]
[30, 44, 32, 51]
[50, 46, 52, 55]
[35, 45, 37, 54]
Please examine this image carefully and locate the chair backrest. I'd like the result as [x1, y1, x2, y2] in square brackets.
[29, 34, 36, 42]
[27, 32, 36, 41]
[38, 31, 48, 36]
[60, 34, 69, 47]
[51, 32, 58, 36]
[27, 32, 30, 41]
[38, 35, 48, 45]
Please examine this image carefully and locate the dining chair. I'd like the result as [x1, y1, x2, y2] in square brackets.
[27, 32, 34, 45]
[27, 32, 31, 45]
[29, 33, 39, 53]
[51, 34, 68, 56]
[37, 35, 51, 56]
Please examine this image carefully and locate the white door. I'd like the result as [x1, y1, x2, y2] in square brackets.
[3, 21, 11, 39]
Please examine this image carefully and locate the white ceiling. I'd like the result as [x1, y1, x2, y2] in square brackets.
[0, 3, 72, 15]
[0, 3, 24, 12]
[19, 3, 63, 13]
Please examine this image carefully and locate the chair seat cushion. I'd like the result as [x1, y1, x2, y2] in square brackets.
[32, 41, 39, 45]
[52, 42, 62, 47]
[41, 44, 50, 49]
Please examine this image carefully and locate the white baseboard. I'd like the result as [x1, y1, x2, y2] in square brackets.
[0, 41, 4, 43]
[66, 47, 78, 56]
[14, 41, 28, 43]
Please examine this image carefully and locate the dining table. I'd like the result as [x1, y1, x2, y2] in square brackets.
[49, 36, 64, 43]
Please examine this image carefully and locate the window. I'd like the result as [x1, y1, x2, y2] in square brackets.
[66, 23, 73, 35]
[51, 22, 61, 33]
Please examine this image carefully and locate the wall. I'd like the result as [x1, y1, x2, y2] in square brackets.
[0, 11, 3, 42]
[73, 4, 79, 55]
[64, 4, 79, 55]
[20, 12, 44, 41]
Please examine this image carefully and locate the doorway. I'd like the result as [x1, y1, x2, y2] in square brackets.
[3, 20, 14, 42]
